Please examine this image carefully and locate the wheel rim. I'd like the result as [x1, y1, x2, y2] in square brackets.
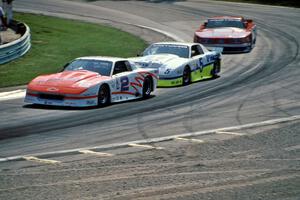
[143, 78, 151, 96]
[212, 61, 219, 75]
[98, 86, 108, 104]
[183, 67, 190, 84]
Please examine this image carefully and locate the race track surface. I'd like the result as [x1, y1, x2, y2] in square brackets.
[0, 0, 299, 199]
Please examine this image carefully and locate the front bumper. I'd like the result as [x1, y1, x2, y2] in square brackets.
[158, 77, 182, 87]
[24, 92, 98, 107]
[205, 43, 252, 53]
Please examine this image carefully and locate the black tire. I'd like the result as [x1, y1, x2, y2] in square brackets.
[142, 77, 152, 99]
[97, 84, 110, 107]
[211, 59, 221, 77]
[182, 66, 191, 86]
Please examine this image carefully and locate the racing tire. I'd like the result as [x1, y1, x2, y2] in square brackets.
[182, 66, 191, 86]
[98, 84, 110, 107]
[142, 77, 152, 99]
[211, 60, 221, 78]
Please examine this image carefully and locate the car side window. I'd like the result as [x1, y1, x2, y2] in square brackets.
[113, 61, 129, 75]
[191, 45, 202, 57]
[124, 61, 132, 71]
[196, 45, 204, 55]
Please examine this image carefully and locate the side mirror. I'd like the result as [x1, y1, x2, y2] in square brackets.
[199, 22, 207, 30]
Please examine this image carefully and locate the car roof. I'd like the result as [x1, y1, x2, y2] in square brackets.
[208, 16, 243, 21]
[75, 56, 126, 63]
[151, 42, 198, 47]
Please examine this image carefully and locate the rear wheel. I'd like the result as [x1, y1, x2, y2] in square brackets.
[211, 59, 221, 77]
[98, 85, 110, 107]
[142, 77, 152, 99]
[182, 66, 191, 86]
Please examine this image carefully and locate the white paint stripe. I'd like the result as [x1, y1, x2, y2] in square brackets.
[240, 63, 262, 77]
[136, 24, 184, 42]
[284, 144, 300, 151]
[1, 115, 299, 163]
[216, 131, 245, 136]
[175, 137, 205, 143]
[23, 156, 61, 164]
[0, 89, 25, 101]
[128, 143, 164, 150]
[79, 150, 113, 156]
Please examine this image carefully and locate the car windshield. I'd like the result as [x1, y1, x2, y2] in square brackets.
[206, 19, 245, 29]
[64, 59, 113, 76]
[142, 44, 189, 58]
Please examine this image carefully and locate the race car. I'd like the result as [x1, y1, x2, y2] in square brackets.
[24, 56, 158, 107]
[131, 42, 221, 87]
[194, 16, 257, 53]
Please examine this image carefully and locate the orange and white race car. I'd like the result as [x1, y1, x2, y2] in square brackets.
[25, 56, 158, 107]
[194, 16, 257, 53]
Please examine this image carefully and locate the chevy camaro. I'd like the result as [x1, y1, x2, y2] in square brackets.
[194, 16, 257, 53]
[131, 42, 221, 87]
[25, 57, 158, 107]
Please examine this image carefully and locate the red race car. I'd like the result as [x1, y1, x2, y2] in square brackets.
[194, 16, 257, 53]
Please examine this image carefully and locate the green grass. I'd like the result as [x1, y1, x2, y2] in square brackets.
[212, 0, 300, 8]
[0, 13, 147, 88]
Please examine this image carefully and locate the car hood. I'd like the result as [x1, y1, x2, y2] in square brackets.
[27, 70, 110, 94]
[131, 54, 187, 69]
[196, 27, 250, 38]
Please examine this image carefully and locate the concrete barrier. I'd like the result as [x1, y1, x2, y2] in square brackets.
[0, 22, 31, 64]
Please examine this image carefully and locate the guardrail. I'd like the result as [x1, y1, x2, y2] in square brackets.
[0, 22, 31, 64]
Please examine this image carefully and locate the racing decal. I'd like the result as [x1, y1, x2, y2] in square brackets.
[120, 76, 130, 91]
[138, 71, 158, 80]
[198, 57, 204, 72]
[164, 69, 171, 75]
[130, 75, 144, 93]
[112, 71, 157, 96]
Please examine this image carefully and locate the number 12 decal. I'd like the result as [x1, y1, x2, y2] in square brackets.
[120, 76, 129, 91]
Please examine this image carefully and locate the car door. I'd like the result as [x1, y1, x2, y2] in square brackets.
[190, 45, 206, 80]
[192, 44, 217, 80]
[112, 61, 138, 96]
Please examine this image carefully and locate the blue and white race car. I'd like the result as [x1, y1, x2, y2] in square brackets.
[131, 42, 222, 87]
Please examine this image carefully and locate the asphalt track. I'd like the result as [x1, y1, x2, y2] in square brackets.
[0, 0, 300, 199]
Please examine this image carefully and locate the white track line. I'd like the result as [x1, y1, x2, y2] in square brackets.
[284, 144, 300, 151]
[128, 143, 164, 150]
[22, 156, 61, 164]
[216, 131, 245, 136]
[0, 115, 299, 163]
[175, 137, 205, 143]
[0, 89, 25, 101]
[78, 150, 114, 157]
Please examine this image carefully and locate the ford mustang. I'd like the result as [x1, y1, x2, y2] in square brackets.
[194, 16, 257, 53]
[131, 42, 221, 87]
[24, 56, 158, 107]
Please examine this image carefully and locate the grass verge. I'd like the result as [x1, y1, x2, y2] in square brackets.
[0, 13, 147, 88]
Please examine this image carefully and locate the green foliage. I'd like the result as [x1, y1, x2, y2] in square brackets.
[0, 13, 147, 87]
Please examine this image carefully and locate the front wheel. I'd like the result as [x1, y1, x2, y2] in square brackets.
[98, 85, 110, 107]
[142, 77, 152, 99]
[182, 66, 191, 86]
